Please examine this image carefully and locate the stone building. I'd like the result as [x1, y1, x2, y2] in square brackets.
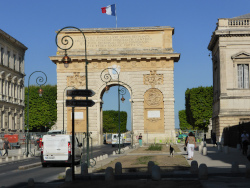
[0, 29, 27, 133]
[50, 26, 180, 145]
[208, 13, 250, 142]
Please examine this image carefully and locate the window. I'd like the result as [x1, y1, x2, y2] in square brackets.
[13, 54, 16, 70]
[7, 51, 10, 67]
[0, 47, 4, 65]
[238, 64, 249, 89]
[19, 57, 22, 72]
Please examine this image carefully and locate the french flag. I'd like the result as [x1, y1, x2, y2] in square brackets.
[101, 4, 116, 16]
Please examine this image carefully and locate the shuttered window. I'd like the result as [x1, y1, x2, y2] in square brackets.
[238, 64, 249, 89]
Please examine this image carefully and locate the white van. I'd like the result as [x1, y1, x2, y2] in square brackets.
[41, 134, 82, 167]
[111, 134, 125, 147]
[47, 130, 63, 135]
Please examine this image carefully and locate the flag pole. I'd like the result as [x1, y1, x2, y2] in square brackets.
[115, 4, 117, 28]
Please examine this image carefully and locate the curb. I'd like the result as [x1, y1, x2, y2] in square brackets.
[18, 162, 41, 170]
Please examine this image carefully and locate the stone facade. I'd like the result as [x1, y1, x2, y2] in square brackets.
[208, 14, 250, 142]
[0, 29, 27, 133]
[50, 27, 180, 145]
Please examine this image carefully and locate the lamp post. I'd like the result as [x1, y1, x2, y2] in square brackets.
[55, 26, 89, 179]
[26, 71, 47, 157]
[63, 86, 75, 134]
[100, 68, 126, 154]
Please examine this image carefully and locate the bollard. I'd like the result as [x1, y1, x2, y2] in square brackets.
[81, 163, 88, 175]
[113, 151, 116, 155]
[217, 143, 222, 152]
[0, 158, 2, 163]
[5, 157, 9, 162]
[100, 155, 103, 161]
[106, 154, 108, 158]
[201, 141, 204, 147]
[198, 163, 208, 180]
[245, 164, 250, 178]
[199, 145, 203, 154]
[224, 146, 229, 154]
[96, 156, 100, 162]
[231, 162, 239, 173]
[237, 144, 241, 150]
[12, 156, 15, 161]
[65, 168, 72, 182]
[202, 147, 207, 156]
[190, 160, 199, 174]
[151, 165, 161, 181]
[18, 149, 22, 155]
[148, 161, 155, 173]
[115, 162, 122, 175]
[27, 178, 35, 187]
[18, 156, 21, 160]
[105, 167, 114, 181]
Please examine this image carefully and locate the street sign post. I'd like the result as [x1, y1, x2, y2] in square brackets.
[66, 89, 95, 97]
[66, 99, 95, 107]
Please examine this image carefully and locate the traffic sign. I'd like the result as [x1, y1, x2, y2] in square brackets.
[66, 100, 95, 107]
[66, 89, 95, 97]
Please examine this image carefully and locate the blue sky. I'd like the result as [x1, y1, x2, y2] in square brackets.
[1, 0, 250, 130]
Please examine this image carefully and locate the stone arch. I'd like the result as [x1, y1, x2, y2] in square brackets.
[50, 26, 180, 145]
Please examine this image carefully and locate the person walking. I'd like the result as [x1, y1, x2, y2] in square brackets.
[138, 133, 142, 147]
[241, 130, 249, 155]
[3, 138, 10, 157]
[185, 132, 196, 160]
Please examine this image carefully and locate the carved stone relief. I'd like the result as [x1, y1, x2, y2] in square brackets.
[144, 88, 163, 106]
[67, 72, 86, 88]
[144, 70, 163, 88]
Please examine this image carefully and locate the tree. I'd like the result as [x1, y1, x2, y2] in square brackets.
[25, 85, 57, 132]
[185, 86, 213, 131]
[103, 110, 127, 133]
[179, 110, 192, 130]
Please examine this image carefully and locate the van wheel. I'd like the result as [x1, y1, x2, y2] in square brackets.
[42, 163, 47, 167]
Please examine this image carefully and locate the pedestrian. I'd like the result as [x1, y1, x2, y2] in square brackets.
[185, 132, 196, 160]
[3, 138, 10, 157]
[138, 133, 142, 147]
[241, 130, 249, 155]
[212, 133, 217, 147]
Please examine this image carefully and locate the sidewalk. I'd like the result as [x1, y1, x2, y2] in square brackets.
[181, 143, 250, 174]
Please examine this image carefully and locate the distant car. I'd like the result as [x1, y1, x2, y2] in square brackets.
[178, 134, 188, 140]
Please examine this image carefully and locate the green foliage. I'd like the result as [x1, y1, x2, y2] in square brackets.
[25, 85, 57, 132]
[103, 110, 127, 133]
[147, 144, 162, 151]
[133, 156, 155, 165]
[179, 110, 192, 130]
[185, 86, 213, 131]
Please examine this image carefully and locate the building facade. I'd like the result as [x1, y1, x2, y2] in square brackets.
[0, 29, 27, 133]
[50, 26, 180, 145]
[208, 14, 250, 142]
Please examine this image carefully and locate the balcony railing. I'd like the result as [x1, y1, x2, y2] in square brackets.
[228, 19, 250, 27]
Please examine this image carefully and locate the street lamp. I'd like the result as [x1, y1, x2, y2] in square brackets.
[55, 26, 89, 180]
[63, 86, 76, 134]
[26, 71, 47, 157]
[100, 68, 126, 154]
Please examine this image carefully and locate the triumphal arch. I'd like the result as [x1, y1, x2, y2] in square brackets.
[50, 26, 180, 145]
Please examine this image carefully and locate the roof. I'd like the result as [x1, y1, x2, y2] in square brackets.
[233, 13, 250, 19]
[0, 29, 28, 50]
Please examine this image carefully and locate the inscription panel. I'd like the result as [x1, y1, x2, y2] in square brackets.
[58, 34, 161, 50]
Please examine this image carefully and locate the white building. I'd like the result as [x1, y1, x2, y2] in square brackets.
[0, 29, 27, 133]
[208, 13, 250, 142]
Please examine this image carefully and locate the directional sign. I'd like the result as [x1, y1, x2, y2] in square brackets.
[66, 100, 95, 107]
[66, 89, 95, 97]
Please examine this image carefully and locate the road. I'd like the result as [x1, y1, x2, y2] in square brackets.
[0, 144, 120, 187]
